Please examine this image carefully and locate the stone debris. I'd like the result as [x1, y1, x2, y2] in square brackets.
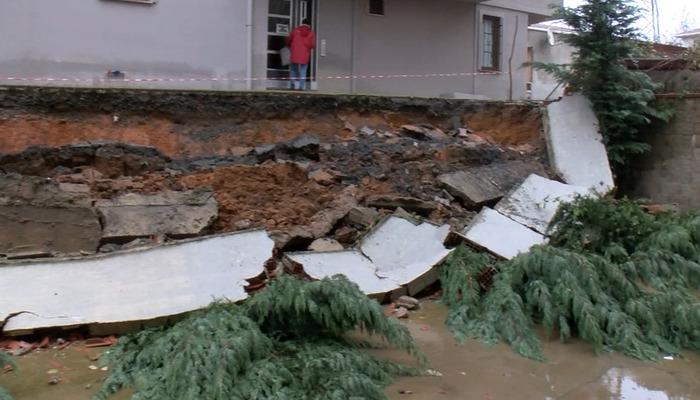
[308, 238, 344, 252]
[285, 250, 402, 297]
[401, 124, 450, 141]
[0, 174, 101, 258]
[396, 296, 420, 310]
[461, 208, 546, 260]
[439, 161, 547, 208]
[0, 230, 273, 334]
[546, 95, 614, 193]
[365, 195, 438, 215]
[495, 174, 589, 234]
[393, 307, 410, 319]
[96, 190, 218, 240]
[345, 206, 381, 228]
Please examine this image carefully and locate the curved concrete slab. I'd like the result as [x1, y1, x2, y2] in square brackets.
[0, 231, 273, 334]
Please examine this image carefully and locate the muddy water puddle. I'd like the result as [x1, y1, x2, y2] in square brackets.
[1, 302, 698, 399]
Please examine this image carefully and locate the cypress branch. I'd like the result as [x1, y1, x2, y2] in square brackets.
[442, 197, 700, 361]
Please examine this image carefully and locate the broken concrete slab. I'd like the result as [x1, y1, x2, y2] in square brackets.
[546, 95, 615, 193]
[462, 208, 546, 260]
[0, 230, 273, 334]
[495, 174, 590, 234]
[439, 161, 548, 207]
[361, 217, 453, 295]
[401, 124, 450, 141]
[0, 174, 101, 257]
[96, 190, 218, 240]
[285, 250, 402, 297]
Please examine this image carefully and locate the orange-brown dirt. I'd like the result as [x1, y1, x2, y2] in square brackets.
[465, 106, 542, 145]
[0, 107, 541, 159]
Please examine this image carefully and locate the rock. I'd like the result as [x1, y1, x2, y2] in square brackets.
[309, 169, 336, 186]
[48, 376, 61, 385]
[439, 161, 547, 208]
[308, 238, 344, 252]
[233, 219, 253, 230]
[392, 207, 415, 221]
[98, 243, 120, 253]
[346, 206, 381, 227]
[335, 226, 359, 244]
[58, 183, 91, 194]
[366, 195, 437, 215]
[300, 186, 359, 239]
[396, 295, 420, 310]
[359, 126, 376, 136]
[0, 174, 101, 257]
[229, 146, 253, 157]
[280, 135, 320, 161]
[254, 144, 277, 161]
[394, 307, 410, 319]
[401, 124, 449, 141]
[96, 190, 218, 240]
[438, 171, 503, 207]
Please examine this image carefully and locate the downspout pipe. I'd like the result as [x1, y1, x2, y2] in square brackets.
[246, 0, 254, 91]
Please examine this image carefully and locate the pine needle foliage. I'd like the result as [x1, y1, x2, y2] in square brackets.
[531, 0, 673, 175]
[0, 352, 14, 400]
[94, 275, 422, 400]
[442, 197, 700, 361]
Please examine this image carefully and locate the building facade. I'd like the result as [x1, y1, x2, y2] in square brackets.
[0, 0, 559, 99]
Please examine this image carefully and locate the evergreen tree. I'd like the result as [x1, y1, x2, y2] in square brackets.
[442, 197, 700, 361]
[532, 0, 672, 174]
[95, 276, 423, 400]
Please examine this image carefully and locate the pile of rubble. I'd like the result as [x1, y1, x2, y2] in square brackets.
[0, 89, 611, 335]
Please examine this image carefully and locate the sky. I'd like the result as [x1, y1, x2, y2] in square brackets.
[564, 0, 700, 43]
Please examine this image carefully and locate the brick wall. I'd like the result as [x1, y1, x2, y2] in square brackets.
[628, 99, 700, 209]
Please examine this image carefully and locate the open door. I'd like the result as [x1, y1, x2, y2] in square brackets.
[266, 0, 317, 90]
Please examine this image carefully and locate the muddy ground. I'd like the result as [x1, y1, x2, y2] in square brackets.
[0, 87, 547, 255]
[1, 302, 698, 400]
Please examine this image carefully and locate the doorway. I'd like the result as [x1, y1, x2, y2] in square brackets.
[266, 0, 317, 89]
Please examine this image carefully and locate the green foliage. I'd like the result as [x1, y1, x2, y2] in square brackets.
[442, 197, 700, 361]
[0, 352, 14, 400]
[532, 0, 673, 174]
[95, 276, 422, 400]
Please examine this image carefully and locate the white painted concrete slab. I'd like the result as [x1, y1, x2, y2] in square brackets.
[361, 217, 452, 293]
[0, 231, 273, 333]
[462, 208, 546, 260]
[546, 95, 615, 193]
[495, 174, 590, 234]
[286, 250, 401, 296]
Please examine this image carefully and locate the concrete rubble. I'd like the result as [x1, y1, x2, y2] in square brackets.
[495, 174, 590, 234]
[546, 94, 615, 193]
[97, 190, 218, 240]
[461, 207, 546, 260]
[0, 230, 274, 334]
[286, 216, 453, 297]
[0, 174, 101, 258]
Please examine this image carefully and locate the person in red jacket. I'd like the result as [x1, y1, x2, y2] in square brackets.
[285, 19, 316, 90]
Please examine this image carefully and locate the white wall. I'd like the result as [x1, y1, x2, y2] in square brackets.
[0, 0, 265, 91]
[528, 29, 574, 100]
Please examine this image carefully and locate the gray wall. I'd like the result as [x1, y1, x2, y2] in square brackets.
[628, 99, 700, 209]
[0, 0, 265, 91]
[472, 4, 530, 100]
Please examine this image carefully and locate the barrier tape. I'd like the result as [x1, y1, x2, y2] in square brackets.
[0, 70, 501, 84]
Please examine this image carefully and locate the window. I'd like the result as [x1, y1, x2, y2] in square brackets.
[481, 15, 501, 70]
[368, 0, 385, 16]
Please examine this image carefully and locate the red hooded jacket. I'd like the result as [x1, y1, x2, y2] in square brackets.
[286, 24, 316, 65]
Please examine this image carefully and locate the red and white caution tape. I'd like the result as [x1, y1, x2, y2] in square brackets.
[0, 70, 501, 84]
